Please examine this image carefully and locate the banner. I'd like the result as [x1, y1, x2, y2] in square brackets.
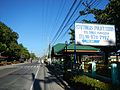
[75, 23, 116, 46]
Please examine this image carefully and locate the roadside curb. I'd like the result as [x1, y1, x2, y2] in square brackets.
[55, 74, 73, 90]
[0, 62, 30, 70]
[46, 65, 74, 90]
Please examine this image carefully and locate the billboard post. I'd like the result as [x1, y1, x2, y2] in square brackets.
[74, 39, 76, 68]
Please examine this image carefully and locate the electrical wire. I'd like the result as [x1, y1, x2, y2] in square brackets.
[50, 0, 77, 45]
[52, 0, 83, 45]
[51, 0, 102, 45]
[49, 0, 66, 40]
[61, 0, 102, 41]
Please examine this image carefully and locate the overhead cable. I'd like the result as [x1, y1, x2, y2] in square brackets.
[61, 0, 101, 40]
[50, 0, 77, 45]
[49, 0, 66, 39]
[52, 0, 83, 45]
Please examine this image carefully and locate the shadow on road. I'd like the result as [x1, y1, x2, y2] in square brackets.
[32, 73, 42, 90]
[31, 65, 71, 90]
[32, 72, 65, 90]
[46, 65, 73, 90]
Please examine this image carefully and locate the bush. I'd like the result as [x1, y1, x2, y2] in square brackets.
[63, 71, 74, 82]
[71, 75, 111, 90]
[96, 65, 111, 78]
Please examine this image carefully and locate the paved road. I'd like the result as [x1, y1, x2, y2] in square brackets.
[0, 62, 65, 90]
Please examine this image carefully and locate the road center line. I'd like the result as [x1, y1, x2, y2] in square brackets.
[30, 65, 40, 90]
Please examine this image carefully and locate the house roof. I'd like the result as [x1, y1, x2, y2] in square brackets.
[52, 43, 100, 54]
[53, 43, 66, 54]
[67, 43, 100, 51]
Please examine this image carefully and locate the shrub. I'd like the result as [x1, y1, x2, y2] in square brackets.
[71, 75, 111, 90]
[96, 65, 111, 78]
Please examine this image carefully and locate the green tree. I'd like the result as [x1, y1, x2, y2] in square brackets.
[69, 28, 75, 44]
[17, 44, 30, 60]
[79, 0, 120, 64]
[82, 0, 120, 48]
[0, 22, 18, 44]
[0, 22, 19, 55]
[0, 43, 7, 55]
[0, 21, 30, 61]
[30, 53, 36, 60]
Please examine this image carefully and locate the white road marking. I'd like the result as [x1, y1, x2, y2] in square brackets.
[30, 65, 40, 90]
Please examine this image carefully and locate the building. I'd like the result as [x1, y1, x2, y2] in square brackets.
[51, 43, 101, 64]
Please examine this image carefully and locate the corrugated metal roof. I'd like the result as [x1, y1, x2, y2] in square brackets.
[53, 43, 100, 54]
[67, 43, 100, 51]
[53, 43, 66, 54]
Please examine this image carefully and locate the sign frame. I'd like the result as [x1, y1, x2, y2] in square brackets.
[75, 23, 116, 46]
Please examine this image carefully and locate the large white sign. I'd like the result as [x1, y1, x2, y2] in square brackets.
[75, 23, 116, 46]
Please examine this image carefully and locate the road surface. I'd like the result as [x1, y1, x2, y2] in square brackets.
[0, 61, 65, 90]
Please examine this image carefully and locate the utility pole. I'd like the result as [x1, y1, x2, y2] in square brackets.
[74, 21, 76, 69]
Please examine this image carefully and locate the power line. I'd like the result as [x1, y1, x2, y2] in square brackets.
[52, 0, 98, 45]
[49, 0, 66, 40]
[61, 0, 101, 40]
[47, 0, 103, 57]
[51, 0, 101, 45]
[50, 0, 77, 45]
[52, 0, 83, 45]
[91, 0, 102, 8]
[65, 0, 83, 27]
[60, 15, 82, 40]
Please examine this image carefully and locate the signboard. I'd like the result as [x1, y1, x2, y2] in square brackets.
[75, 23, 116, 46]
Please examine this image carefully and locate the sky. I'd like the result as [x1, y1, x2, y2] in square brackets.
[0, 0, 109, 57]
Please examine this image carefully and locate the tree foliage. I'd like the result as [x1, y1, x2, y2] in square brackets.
[80, 0, 120, 64]
[69, 28, 75, 44]
[30, 53, 36, 60]
[83, 0, 120, 49]
[68, 0, 120, 64]
[0, 21, 31, 61]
